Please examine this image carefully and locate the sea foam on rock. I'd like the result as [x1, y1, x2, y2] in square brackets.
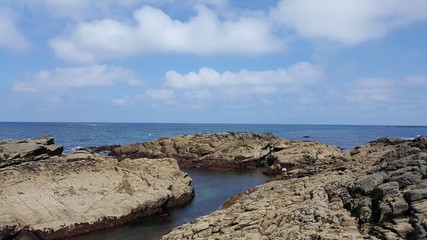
[0, 137, 194, 239]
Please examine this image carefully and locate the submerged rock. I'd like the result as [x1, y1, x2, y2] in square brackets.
[0, 138, 194, 239]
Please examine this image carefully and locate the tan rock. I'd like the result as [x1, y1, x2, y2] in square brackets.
[0, 140, 194, 239]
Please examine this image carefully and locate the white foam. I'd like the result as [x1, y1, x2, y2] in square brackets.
[399, 137, 415, 140]
[71, 146, 83, 152]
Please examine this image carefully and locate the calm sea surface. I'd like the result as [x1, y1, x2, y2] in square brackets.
[1, 122, 426, 239]
[1, 122, 426, 151]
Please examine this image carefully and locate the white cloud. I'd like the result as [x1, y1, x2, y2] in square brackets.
[111, 96, 131, 106]
[165, 62, 323, 89]
[13, 65, 143, 92]
[184, 89, 212, 100]
[271, 0, 427, 45]
[49, 5, 282, 63]
[144, 89, 175, 100]
[345, 78, 396, 104]
[0, 9, 30, 50]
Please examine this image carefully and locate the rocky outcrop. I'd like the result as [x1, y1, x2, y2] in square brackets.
[162, 171, 365, 239]
[0, 136, 63, 168]
[163, 136, 427, 240]
[0, 138, 194, 239]
[107, 132, 344, 171]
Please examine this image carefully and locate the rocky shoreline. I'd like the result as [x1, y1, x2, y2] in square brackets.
[162, 135, 427, 239]
[2, 133, 427, 239]
[88, 132, 343, 173]
[0, 137, 194, 239]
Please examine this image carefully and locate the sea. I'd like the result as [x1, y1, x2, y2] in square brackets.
[1, 122, 426, 239]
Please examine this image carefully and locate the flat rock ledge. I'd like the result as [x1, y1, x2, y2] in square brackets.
[101, 132, 344, 172]
[0, 138, 194, 240]
[162, 136, 427, 240]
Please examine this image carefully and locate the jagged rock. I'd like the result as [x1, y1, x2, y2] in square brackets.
[163, 136, 427, 240]
[108, 132, 345, 173]
[0, 138, 194, 239]
[353, 172, 386, 195]
[162, 172, 366, 239]
[0, 136, 63, 168]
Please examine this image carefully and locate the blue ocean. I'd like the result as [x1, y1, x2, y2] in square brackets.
[1, 122, 426, 239]
[1, 122, 426, 152]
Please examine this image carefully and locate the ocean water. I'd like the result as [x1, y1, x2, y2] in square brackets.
[1, 122, 427, 239]
[1, 122, 426, 152]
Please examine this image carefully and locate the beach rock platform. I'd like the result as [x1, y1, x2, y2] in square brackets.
[0, 137, 194, 239]
[162, 136, 427, 240]
[99, 132, 344, 171]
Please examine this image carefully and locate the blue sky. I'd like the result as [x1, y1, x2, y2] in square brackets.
[1, 0, 427, 125]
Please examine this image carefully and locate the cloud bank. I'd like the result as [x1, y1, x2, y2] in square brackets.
[50, 5, 282, 63]
[272, 0, 427, 45]
[166, 62, 323, 89]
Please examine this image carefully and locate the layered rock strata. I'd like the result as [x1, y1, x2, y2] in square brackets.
[0, 138, 194, 239]
[106, 132, 344, 171]
[163, 136, 427, 239]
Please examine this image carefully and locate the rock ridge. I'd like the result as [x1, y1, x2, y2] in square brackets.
[103, 132, 344, 172]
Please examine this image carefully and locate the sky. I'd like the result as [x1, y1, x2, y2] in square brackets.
[1, 0, 427, 125]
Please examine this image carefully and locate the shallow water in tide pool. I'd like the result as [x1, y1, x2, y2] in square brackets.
[72, 168, 269, 240]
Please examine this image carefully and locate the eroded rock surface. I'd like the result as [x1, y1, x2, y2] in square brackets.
[0, 138, 194, 239]
[0, 136, 63, 168]
[163, 136, 427, 240]
[107, 132, 344, 171]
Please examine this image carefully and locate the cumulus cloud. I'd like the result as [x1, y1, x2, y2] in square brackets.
[0, 9, 30, 50]
[13, 65, 143, 92]
[165, 62, 323, 89]
[49, 5, 282, 63]
[271, 0, 427, 45]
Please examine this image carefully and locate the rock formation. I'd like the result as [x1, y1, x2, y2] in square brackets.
[0, 137, 194, 239]
[106, 132, 344, 172]
[162, 136, 427, 239]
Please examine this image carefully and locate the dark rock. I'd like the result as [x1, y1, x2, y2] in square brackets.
[46, 144, 64, 156]
[353, 172, 386, 195]
[388, 168, 423, 188]
[15, 229, 41, 240]
[373, 182, 400, 200]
